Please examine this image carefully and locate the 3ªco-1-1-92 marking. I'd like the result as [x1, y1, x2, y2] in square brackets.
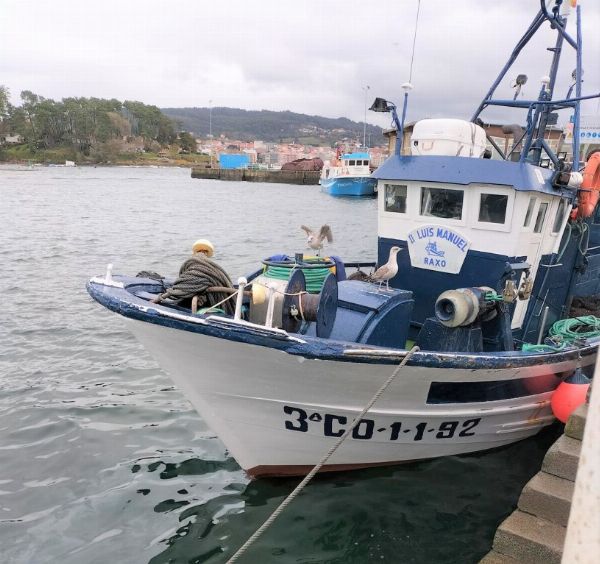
[283, 405, 481, 442]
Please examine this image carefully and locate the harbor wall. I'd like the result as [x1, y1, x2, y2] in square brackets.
[480, 384, 595, 564]
[191, 167, 321, 185]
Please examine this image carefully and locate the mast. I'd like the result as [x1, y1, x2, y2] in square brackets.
[471, 0, 591, 169]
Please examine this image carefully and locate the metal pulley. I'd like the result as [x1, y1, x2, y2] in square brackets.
[434, 286, 497, 328]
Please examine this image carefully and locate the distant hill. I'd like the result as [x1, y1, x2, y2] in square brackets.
[161, 107, 386, 146]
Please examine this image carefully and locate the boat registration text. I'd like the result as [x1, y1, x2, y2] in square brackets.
[283, 405, 481, 442]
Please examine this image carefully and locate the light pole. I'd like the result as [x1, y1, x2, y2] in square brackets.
[208, 99, 213, 139]
[363, 85, 370, 148]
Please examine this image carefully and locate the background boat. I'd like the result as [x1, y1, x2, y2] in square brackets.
[320, 151, 377, 196]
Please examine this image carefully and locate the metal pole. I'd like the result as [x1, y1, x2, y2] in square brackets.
[530, 17, 566, 166]
[234, 277, 247, 321]
[471, 10, 545, 122]
[363, 85, 370, 148]
[209, 99, 213, 138]
[572, 5, 582, 170]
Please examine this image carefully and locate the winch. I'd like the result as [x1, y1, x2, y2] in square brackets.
[418, 286, 514, 352]
[249, 257, 338, 338]
[434, 286, 497, 327]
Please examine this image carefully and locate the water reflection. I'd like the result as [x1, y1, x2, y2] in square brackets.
[0, 167, 560, 564]
[147, 423, 560, 564]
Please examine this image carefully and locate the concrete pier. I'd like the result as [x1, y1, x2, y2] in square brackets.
[191, 167, 321, 185]
[480, 402, 590, 563]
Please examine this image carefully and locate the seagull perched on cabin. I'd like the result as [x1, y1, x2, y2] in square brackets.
[300, 224, 333, 256]
[368, 246, 402, 290]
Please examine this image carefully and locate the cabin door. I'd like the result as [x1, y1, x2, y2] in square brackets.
[511, 196, 551, 329]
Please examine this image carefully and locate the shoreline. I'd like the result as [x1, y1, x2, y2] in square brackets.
[0, 157, 207, 168]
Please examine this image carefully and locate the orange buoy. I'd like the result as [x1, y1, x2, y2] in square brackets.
[577, 151, 600, 218]
[550, 368, 590, 423]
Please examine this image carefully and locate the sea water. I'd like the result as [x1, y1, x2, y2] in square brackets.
[0, 166, 559, 563]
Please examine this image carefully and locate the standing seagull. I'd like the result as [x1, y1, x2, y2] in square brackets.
[300, 224, 333, 256]
[369, 246, 402, 290]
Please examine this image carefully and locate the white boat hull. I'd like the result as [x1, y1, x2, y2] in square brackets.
[126, 318, 576, 477]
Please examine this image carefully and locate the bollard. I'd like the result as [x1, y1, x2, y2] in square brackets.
[235, 277, 247, 321]
[265, 287, 276, 328]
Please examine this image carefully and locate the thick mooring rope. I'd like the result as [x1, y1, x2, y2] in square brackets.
[154, 254, 235, 315]
[227, 345, 420, 563]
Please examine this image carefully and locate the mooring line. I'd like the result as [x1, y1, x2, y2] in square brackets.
[226, 345, 421, 563]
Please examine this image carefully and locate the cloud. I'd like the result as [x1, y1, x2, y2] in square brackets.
[0, 0, 598, 127]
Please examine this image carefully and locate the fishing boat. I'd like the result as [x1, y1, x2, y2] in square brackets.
[88, 1, 600, 477]
[319, 151, 377, 196]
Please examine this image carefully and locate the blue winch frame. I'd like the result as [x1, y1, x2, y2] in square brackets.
[382, 1, 599, 169]
[471, 0, 590, 170]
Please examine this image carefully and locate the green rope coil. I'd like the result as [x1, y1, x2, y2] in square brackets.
[549, 315, 600, 341]
[522, 315, 600, 353]
[264, 265, 332, 293]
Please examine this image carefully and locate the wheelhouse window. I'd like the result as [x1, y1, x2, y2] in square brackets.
[552, 199, 568, 234]
[534, 202, 548, 233]
[349, 160, 356, 166]
[524, 197, 537, 227]
[385, 184, 407, 213]
[421, 187, 464, 220]
[478, 193, 508, 224]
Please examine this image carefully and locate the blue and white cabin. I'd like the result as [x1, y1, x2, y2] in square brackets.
[372, 117, 596, 347]
[340, 152, 371, 169]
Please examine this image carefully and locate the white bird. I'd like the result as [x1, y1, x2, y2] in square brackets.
[300, 224, 333, 256]
[369, 246, 402, 290]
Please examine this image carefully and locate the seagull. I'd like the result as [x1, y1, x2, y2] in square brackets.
[368, 246, 402, 290]
[301, 224, 333, 256]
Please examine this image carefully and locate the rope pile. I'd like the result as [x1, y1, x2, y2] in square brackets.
[522, 315, 600, 352]
[264, 265, 331, 293]
[154, 254, 235, 315]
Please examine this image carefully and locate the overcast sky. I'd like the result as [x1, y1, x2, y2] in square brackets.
[1, 0, 598, 130]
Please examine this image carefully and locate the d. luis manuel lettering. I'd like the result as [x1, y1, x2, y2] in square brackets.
[436, 227, 468, 252]
[408, 227, 467, 253]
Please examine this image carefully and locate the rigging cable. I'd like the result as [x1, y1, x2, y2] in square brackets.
[226, 346, 421, 563]
[408, 0, 421, 83]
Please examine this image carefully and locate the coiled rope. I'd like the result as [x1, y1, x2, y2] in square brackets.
[153, 254, 235, 315]
[264, 265, 331, 293]
[227, 345, 421, 564]
[522, 315, 600, 352]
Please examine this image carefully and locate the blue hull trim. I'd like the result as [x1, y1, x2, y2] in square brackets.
[320, 176, 377, 197]
[86, 276, 599, 371]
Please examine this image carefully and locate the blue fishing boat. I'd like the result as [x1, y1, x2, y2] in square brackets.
[320, 151, 377, 196]
[88, 1, 600, 477]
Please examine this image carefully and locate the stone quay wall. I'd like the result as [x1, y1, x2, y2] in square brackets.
[191, 167, 321, 185]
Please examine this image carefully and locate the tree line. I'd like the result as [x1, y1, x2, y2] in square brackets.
[0, 85, 182, 157]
